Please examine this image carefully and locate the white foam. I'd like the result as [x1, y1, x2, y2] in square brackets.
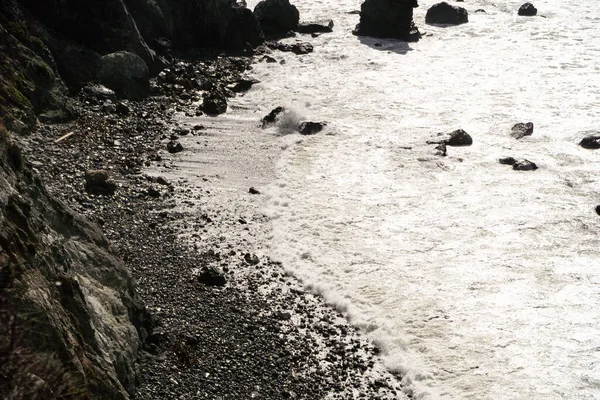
[248, 0, 600, 398]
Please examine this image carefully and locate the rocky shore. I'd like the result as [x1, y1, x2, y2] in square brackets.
[16, 48, 407, 398]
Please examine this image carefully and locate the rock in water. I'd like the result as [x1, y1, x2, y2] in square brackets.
[254, 0, 300, 35]
[291, 42, 314, 54]
[244, 253, 260, 265]
[579, 134, 600, 149]
[425, 2, 468, 25]
[513, 159, 538, 171]
[499, 157, 517, 165]
[295, 20, 334, 34]
[595, 205, 600, 216]
[511, 122, 534, 139]
[298, 121, 325, 135]
[262, 106, 285, 127]
[353, 0, 420, 41]
[98, 51, 150, 100]
[85, 170, 117, 195]
[446, 129, 473, 146]
[518, 3, 537, 16]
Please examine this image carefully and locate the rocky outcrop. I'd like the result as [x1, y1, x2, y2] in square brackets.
[253, 0, 300, 35]
[425, 2, 468, 25]
[0, 124, 150, 399]
[353, 0, 420, 42]
[511, 122, 534, 139]
[518, 3, 537, 16]
[98, 51, 150, 100]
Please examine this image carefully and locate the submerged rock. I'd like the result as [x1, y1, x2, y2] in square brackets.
[353, 0, 420, 41]
[513, 159, 538, 171]
[511, 122, 534, 139]
[579, 134, 600, 149]
[446, 129, 473, 146]
[298, 121, 325, 135]
[98, 51, 150, 100]
[262, 106, 285, 127]
[518, 3, 537, 16]
[254, 0, 300, 35]
[425, 2, 468, 25]
[498, 157, 517, 165]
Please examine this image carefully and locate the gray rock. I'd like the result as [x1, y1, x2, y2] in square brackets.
[499, 157, 517, 165]
[511, 122, 534, 139]
[446, 129, 473, 146]
[513, 159, 538, 171]
[244, 253, 260, 265]
[99, 51, 150, 100]
[579, 134, 600, 149]
[295, 20, 334, 34]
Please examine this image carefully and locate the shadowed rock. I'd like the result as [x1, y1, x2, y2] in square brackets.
[426, 2, 468, 25]
[518, 3, 537, 16]
[579, 134, 600, 149]
[499, 157, 517, 165]
[513, 159, 538, 171]
[295, 20, 334, 34]
[98, 51, 150, 100]
[202, 92, 228, 115]
[298, 121, 325, 135]
[85, 170, 117, 195]
[353, 0, 420, 42]
[446, 129, 472, 146]
[261, 106, 285, 127]
[254, 0, 299, 35]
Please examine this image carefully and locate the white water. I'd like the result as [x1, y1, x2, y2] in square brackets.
[241, 1, 600, 398]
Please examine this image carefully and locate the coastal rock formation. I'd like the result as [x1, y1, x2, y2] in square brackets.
[253, 0, 300, 35]
[425, 2, 468, 25]
[518, 3, 537, 16]
[98, 51, 150, 100]
[579, 134, 600, 149]
[511, 122, 534, 139]
[0, 125, 150, 399]
[353, 0, 420, 42]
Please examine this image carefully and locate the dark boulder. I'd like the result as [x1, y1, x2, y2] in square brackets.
[499, 157, 517, 165]
[229, 77, 261, 92]
[202, 92, 228, 115]
[579, 134, 600, 149]
[262, 106, 285, 127]
[254, 0, 300, 35]
[425, 2, 468, 25]
[295, 20, 334, 34]
[353, 0, 420, 41]
[511, 122, 534, 139]
[197, 266, 227, 286]
[513, 159, 538, 171]
[292, 42, 314, 54]
[98, 51, 150, 100]
[518, 3, 537, 16]
[167, 140, 183, 153]
[84, 170, 117, 195]
[298, 121, 325, 135]
[441, 129, 473, 146]
[244, 253, 260, 265]
[595, 205, 600, 216]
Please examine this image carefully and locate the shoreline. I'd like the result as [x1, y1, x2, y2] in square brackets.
[23, 53, 408, 399]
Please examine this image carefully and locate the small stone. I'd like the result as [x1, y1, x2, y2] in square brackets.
[435, 142, 447, 156]
[262, 106, 285, 128]
[446, 129, 473, 146]
[499, 157, 517, 165]
[579, 134, 600, 149]
[244, 253, 260, 265]
[85, 170, 117, 195]
[595, 205, 600, 216]
[298, 121, 325, 135]
[147, 186, 160, 198]
[276, 310, 292, 321]
[115, 102, 130, 115]
[518, 3, 537, 16]
[513, 159, 538, 171]
[197, 266, 227, 286]
[511, 122, 534, 139]
[167, 140, 183, 153]
[249, 187, 261, 194]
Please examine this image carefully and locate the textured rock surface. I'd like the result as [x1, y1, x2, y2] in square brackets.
[0, 125, 148, 399]
[99, 51, 150, 100]
[254, 0, 300, 35]
[425, 2, 468, 25]
[353, 0, 420, 41]
[518, 3, 537, 16]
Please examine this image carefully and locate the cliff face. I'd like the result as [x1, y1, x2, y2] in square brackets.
[0, 123, 150, 398]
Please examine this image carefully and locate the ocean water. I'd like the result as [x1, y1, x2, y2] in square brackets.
[239, 0, 600, 398]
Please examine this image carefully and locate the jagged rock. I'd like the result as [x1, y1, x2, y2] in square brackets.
[202, 92, 228, 115]
[295, 20, 334, 34]
[298, 121, 325, 135]
[513, 159, 538, 171]
[84, 170, 117, 195]
[445, 129, 472, 146]
[254, 0, 300, 35]
[198, 266, 227, 286]
[511, 122, 534, 139]
[353, 0, 420, 41]
[292, 42, 314, 54]
[262, 106, 285, 127]
[425, 2, 468, 25]
[579, 134, 600, 149]
[518, 3, 537, 16]
[98, 51, 150, 100]
[167, 140, 184, 153]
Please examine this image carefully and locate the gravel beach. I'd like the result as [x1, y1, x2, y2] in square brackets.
[19, 53, 408, 399]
